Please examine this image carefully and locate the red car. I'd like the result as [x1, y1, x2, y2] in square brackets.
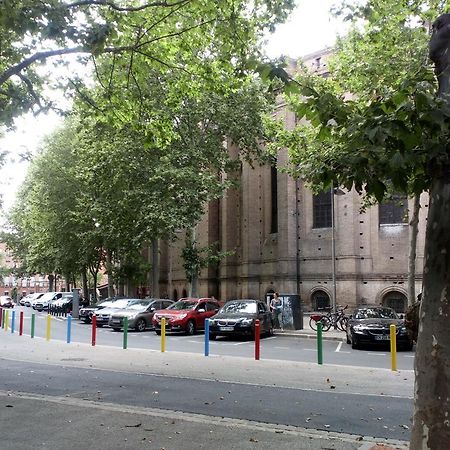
[152, 297, 220, 335]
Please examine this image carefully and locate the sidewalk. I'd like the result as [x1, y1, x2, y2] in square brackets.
[277, 314, 346, 341]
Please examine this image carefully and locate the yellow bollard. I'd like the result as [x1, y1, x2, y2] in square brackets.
[5, 310, 9, 332]
[46, 314, 51, 341]
[161, 317, 166, 353]
[390, 324, 397, 371]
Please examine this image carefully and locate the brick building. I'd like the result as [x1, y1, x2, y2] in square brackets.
[151, 51, 426, 312]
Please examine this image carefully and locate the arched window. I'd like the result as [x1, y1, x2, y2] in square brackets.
[382, 291, 407, 313]
[313, 189, 332, 228]
[311, 290, 330, 311]
[173, 289, 178, 301]
[182, 289, 187, 298]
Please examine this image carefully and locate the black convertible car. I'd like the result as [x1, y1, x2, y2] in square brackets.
[346, 305, 413, 350]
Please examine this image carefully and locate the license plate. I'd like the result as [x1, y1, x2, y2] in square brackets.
[112, 320, 120, 324]
[220, 326, 234, 331]
[375, 335, 390, 340]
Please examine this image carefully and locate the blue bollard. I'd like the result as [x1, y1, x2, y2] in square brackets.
[204, 318, 210, 356]
[11, 310, 15, 334]
[67, 314, 72, 343]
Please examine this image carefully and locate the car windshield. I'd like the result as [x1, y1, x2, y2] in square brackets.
[354, 308, 398, 320]
[38, 293, 57, 301]
[167, 301, 196, 311]
[110, 299, 133, 309]
[127, 300, 151, 311]
[221, 301, 257, 314]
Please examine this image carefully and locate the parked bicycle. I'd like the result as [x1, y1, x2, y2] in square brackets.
[309, 305, 349, 332]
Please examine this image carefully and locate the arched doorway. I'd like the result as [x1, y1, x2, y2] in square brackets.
[173, 289, 178, 301]
[382, 291, 407, 313]
[182, 289, 187, 298]
[311, 290, 330, 311]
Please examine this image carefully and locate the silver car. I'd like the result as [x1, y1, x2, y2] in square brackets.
[109, 298, 174, 332]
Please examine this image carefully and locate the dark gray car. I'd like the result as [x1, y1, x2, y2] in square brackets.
[208, 299, 273, 339]
[109, 298, 174, 331]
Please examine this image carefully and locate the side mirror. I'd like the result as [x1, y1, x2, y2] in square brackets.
[150, 307, 155, 312]
[214, 308, 219, 312]
[198, 308, 205, 313]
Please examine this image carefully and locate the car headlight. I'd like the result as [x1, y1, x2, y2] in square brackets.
[240, 318, 254, 326]
[174, 314, 187, 320]
[353, 324, 367, 334]
[398, 325, 408, 334]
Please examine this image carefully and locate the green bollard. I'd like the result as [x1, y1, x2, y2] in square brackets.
[1, 309, 5, 329]
[317, 321, 323, 365]
[123, 317, 128, 349]
[31, 314, 36, 338]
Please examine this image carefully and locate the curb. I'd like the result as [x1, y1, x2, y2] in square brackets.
[276, 331, 345, 341]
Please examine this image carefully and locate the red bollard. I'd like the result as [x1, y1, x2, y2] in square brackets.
[91, 315, 97, 346]
[19, 311, 24, 336]
[255, 319, 260, 360]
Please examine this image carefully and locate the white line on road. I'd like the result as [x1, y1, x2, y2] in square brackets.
[274, 346, 290, 350]
[404, 355, 415, 358]
[335, 342, 343, 352]
[367, 353, 387, 356]
[303, 349, 316, 352]
[233, 341, 251, 346]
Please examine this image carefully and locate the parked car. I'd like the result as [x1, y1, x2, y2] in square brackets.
[346, 305, 413, 350]
[94, 298, 141, 327]
[208, 299, 273, 339]
[24, 293, 44, 307]
[32, 292, 71, 311]
[79, 296, 127, 324]
[51, 295, 74, 311]
[109, 298, 174, 332]
[152, 297, 221, 335]
[0, 296, 14, 308]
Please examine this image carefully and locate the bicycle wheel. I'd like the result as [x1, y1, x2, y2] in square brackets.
[337, 316, 349, 331]
[320, 316, 332, 331]
[309, 316, 319, 331]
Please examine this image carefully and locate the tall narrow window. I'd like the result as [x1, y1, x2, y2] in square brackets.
[379, 194, 408, 225]
[270, 165, 278, 233]
[313, 189, 332, 228]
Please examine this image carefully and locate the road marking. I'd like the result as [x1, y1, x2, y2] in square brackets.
[404, 355, 415, 358]
[233, 341, 251, 346]
[274, 346, 289, 350]
[367, 353, 387, 356]
[335, 342, 343, 352]
[187, 340, 200, 344]
[303, 349, 316, 352]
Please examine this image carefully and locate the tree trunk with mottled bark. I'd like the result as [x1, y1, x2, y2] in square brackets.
[410, 177, 450, 449]
[152, 239, 159, 298]
[408, 195, 421, 307]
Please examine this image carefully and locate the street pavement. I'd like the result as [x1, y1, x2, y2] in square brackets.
[0, 328, 412, 450]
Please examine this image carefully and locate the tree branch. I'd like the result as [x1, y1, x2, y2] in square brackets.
[67, 0, 190, 12]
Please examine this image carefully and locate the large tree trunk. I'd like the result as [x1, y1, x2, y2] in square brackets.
[81, 269, 89, 304]
[152, 239, 159, 298]
[48, 274, 54, 292]
[408, 195, 421, 307]
[106, 249, 114, 298]
[410, 177, 450, 449]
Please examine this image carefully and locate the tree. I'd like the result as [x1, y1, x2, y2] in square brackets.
[0, 0, 294, 127]
[267, 1, 450, 448]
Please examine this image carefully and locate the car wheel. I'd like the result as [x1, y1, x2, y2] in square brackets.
[346, 332, 351, 344]
[404, 341, 414, 351]
[351, 334, 359, 349]
[155, 330, 161, 335]
[186, 320, 196, 335]
[267, 324, 274, 336]
[209, 333, 217, 340]
[96, 323, 103, 328]
[112, 328, 121, 332]
[135, 319, 146, 332]
[83, 318, 91, 324]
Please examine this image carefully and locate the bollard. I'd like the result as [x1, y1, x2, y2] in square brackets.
[0, 307, 2, 328]
[204, 318, 210, 356]
[91, 315, 97, 346]
[5, 310, 9, 332]
[161, 317, 166, 353]
[123, 316, 128, 349]
[31, 314, 35, 338]
[19, 311, 24, 336]
[317, 322, 323, 365]
[390, 324, 397, 371]
[255, 319, 261, 360]
[67, 314, 72, 343]
[11, 310, 15, 334]
[46, 314, 51, 341]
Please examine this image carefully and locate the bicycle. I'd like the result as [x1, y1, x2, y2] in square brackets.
[309, 305, 349, 332]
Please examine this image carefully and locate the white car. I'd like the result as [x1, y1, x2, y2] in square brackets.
[0, 295, 14, 308]
[24, 292, 44, 307]
[32, 292, 70, 311]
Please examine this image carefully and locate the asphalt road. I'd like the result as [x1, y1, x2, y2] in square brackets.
[0, 358, 412, 441]
[10, 306, 415, 370]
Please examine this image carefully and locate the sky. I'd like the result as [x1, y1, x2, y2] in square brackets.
[0, 1, 346, 217]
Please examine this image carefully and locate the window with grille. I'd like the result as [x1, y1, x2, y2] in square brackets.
[379, 195, 407, 225]
[313, 189, 332, 228]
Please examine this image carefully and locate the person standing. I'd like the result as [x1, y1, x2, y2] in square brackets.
[270, 292, 283, 331]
